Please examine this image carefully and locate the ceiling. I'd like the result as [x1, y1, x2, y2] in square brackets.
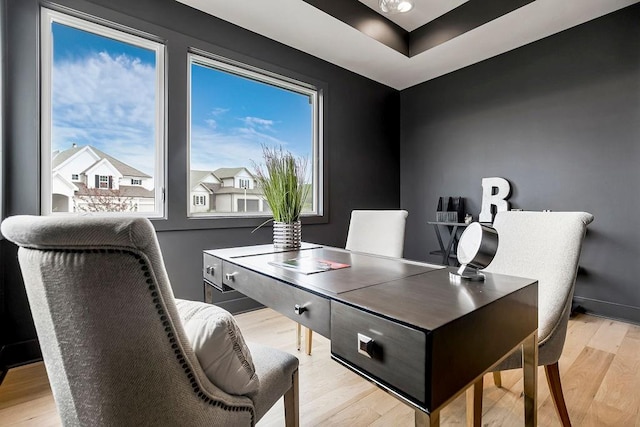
[357, 0, 469, 32]
[176, 0, 638, 90]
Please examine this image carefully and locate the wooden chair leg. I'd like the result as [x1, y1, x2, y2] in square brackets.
[545, 362, 571, 427]
[305, 327, 313, 355]
[415, 408, 439, 426]
[284, 369, 299, 427]
[492, 371, 502, 388]
[465, 377, 483, 427]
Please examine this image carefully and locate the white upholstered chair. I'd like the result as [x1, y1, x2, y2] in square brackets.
[1, 215, 299, 427]
[469, 211, 593, 427]
[345, 209, 409, 258]
[298, 209, 409, 355]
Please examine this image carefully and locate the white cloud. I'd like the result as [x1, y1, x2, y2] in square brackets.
[190, 125, 269, 172]
[211, 107, 229, 116]
[241, 116, 274, 129]
[51, 51, 157, 175]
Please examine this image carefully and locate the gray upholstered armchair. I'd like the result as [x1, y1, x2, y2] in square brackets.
[1, 215, 299, 426]
[471, 211, 593, 427]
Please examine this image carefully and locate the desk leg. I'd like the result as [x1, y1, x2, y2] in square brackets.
[522, 331, 538, 427]
[305, 328, 313, 355]
[296, 323, 302, 351]
[465, 378, 483, 427]
[415, 409, 439, 427]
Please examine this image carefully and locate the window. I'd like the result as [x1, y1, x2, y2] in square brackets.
[98, 175, 109, 189]
[40, 9, 165, 216]
[131, 178, 142, 185]
[193, 195, 206, 206]
[188, 53, 322, 217]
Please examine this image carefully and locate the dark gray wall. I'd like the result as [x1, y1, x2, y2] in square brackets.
[0, 0, 400, 362]
[400, 4, 640, 323]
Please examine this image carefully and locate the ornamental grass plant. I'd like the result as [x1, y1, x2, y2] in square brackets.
[253, 145, 310, 224]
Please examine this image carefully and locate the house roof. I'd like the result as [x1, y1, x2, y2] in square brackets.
[190, 170, 219, 184]
[213, 167, 255, 179]
[118, 185, 155, 198]
[74, 183, 154, 198]
[201, 182, 221, 192]
[53, 145, 151, 179]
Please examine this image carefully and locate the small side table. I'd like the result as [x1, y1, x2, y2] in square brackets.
[427, 221, 468, 266]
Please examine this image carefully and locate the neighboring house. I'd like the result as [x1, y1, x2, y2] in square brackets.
[190, 170, 221, 213]
[190, 167, 266, 214]
[52, 144, 155, 213]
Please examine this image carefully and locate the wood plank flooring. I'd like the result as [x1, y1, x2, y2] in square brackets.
[0, 311, 638, 426]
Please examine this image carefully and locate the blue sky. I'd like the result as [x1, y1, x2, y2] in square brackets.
[51, 21, 313, 178]
[190, 63, 313, 173]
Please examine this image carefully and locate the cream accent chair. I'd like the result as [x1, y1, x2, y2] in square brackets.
[469, 211, 593, 427]
[345, 210, 409, 258]
[298, 209, 409, 355]
[1, 215, 299, 427]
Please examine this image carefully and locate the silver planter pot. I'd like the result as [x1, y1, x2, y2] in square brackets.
[273, 221, 302, 249]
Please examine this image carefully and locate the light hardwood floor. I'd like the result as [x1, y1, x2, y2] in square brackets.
[0, 310, 638, 426]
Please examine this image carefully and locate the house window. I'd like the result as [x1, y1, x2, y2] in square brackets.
[40, 8, 165, 216]
[98, 175, 109, 189]
[131, 178, 142, 185]
[193, 195, 206, 206]
[187, 53, 322, 217]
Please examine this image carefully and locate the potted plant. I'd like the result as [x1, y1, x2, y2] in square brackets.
[253, 145, 310, 249]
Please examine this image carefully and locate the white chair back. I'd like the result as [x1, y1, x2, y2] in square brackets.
[484, 211, 593, 348]
[345, 210, 408, 258]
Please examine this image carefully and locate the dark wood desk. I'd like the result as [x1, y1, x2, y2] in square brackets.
[203, 244, 538, 426]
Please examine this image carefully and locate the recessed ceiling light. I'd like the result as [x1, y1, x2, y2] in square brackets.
[379, 0, 414, 14]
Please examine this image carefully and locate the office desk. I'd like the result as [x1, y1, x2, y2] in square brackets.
[203, 244, 538, 426]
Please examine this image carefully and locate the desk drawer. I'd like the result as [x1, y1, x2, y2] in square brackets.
[203, 253, 224, 290]
[331, 301, 426, 405]
[222, 261, 330, 338]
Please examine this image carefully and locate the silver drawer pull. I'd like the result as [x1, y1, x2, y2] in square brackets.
[294, 304, 307, 315]
[205, 265, 215, 275]
[225, 272, 238, 281]
[358, 333, 375, 359]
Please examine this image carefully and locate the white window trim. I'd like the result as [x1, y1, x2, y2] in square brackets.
[40, 8, 166, 217]
[187, 51, 323, 218]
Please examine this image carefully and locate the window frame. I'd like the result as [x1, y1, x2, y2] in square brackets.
[39, 8, 166, 217]
[186, 51, 323, 220]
